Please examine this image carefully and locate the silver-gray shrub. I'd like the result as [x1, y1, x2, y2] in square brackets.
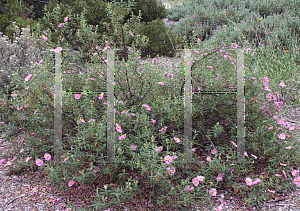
[0, 23, 46, 100]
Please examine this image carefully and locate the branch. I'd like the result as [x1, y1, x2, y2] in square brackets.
[178, 47, 224, 97]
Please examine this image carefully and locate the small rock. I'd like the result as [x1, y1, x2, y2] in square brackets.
[147, 197, 155, 207]
[123, 206, 130, 210]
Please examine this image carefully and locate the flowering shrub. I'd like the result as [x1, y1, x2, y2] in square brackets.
[1, 0, 300, 210]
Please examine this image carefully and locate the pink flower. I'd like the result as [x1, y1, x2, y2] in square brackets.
[207, 156, 211, 162]
[119, 134, 126, 140]
[121, 110, 128, 115]
[245, 177, 252, 186]
[151, 119, 156, 124]
[174, 137, 180, 143]
[192, 177, 200, 186]
[129, 30, 134, 37]
[196, 176, 205, 182]
[5, 161, 12, 166]
[283, 121, 291, 129]
[63, 157, 69, 163]
[231, 141, 237, 147]
[164, 155, 173, 164]
[263, 77, 269, 85]
[75, 94, 81, 99]
[25, 157, 32, 162]
[58, 23, 64, 27]
[211, 148, 216, 154]
[185, 185, 194, 192]
[279, 81, 286, 88]
[166, 166, 175, 175]
[283, 170, 288, 179]
[68, 180, 75, 187]
[87, 119, 95, 123]
[116, 124, 123, 133]
[209, 188, 217, 196]
[252, 178, 261, 185]
[156, 146, 163, 152]
[266, 93, 274, 100]
[251, 154, 258, 159]
[292, 170, 299, 177]
[44, 153, 51, 160]
[168, 74, 174, 79]
[264, 85, 271, 91]
[98, 92, 104, 99]
[278, 133, 286, 139]
[142, 104, 151, 111]
[278, 119, 285, 124]
[36, 159, 44, 166]
[158, 81, 164, 85]
[42, 35, 48, 41]
[289, 126, 296, 131]
[159, 126, 167, 133]
[102, 46, 111, 52]
[20, 148, 24, 153]
[25, 74, 33, 82]
[216, 205, 223, 211]
[51, 47, 62, 53]
[64, 16, 68, 22]
[216, 176, 223, 181]
[130, 145, 136, 150]
[294, 176, 300, 185]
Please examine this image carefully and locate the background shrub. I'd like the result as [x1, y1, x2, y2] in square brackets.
[131, 18, 178, 58]
[166, 0, 300, 53]
[1, 0, 175, 63]
[123, 0, 168, 24]
[0, 26, 44, 101]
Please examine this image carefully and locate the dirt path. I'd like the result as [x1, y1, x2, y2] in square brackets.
[158, 0, 184, 8]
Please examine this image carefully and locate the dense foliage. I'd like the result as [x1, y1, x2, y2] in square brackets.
[0, 0, 300, 210]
